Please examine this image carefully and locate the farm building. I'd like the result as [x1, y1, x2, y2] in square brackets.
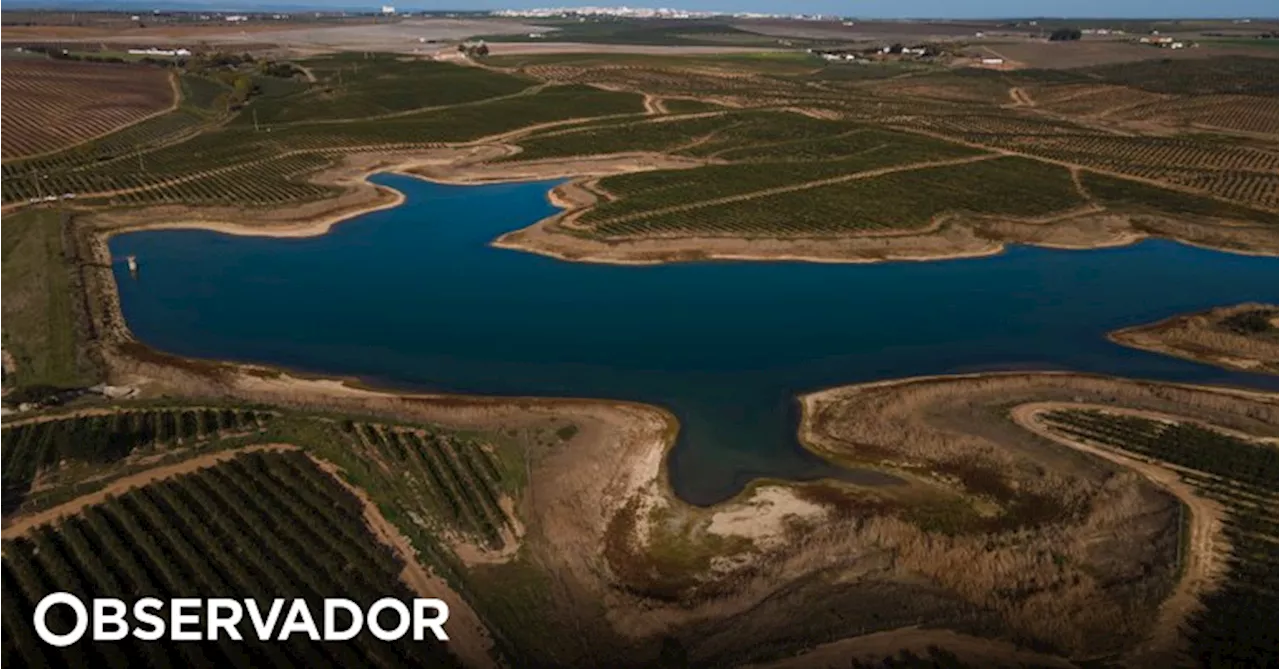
[980, 57, 1004, 65]
[127, 48, 192, 57]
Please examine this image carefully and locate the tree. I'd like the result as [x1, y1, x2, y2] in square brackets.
[1048, 28, 1082, 41]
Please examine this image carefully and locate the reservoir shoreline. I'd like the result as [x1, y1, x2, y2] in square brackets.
[90, 173, 1279, 506]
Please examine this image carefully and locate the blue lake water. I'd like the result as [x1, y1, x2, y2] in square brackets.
[110, 173, 1279, 505]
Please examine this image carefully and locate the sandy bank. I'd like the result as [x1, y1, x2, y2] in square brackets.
[1108, 303, 1279, 375]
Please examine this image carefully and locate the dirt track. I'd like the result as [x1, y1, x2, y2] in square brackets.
[1011, 403, 1228, 666]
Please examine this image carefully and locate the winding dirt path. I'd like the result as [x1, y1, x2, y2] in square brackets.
[307, 455, 497, 669]
[1, 443, 299, 538]
[1010, 403, 1229, 665]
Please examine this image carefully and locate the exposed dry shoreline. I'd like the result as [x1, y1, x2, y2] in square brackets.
[796, 372, 1276, 667]
[1108, 303, 1279, 375]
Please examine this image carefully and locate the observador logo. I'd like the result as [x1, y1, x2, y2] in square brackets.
[33, 593, 450, 647]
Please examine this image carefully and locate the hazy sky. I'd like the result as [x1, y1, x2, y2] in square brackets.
[417, 0, 1275, 17]
[14, 0, 1275, 17]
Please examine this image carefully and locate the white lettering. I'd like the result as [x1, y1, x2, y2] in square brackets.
[33, 592, 88, 647]
[324, 599, 364, 641]
[366, 598, 410, 641]
[92, 599, 129, 641]
[170, 599, 201, 641]
[132, 598, 165, 641]
[245, 599, 285, 641]
[413, 599, 449, 641]
[277, 599, 320, 641]
[207, 599, 243, 641]
[31, 596, 448, 645]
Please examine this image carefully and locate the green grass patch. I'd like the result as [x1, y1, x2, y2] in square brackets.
[1, 209, 97, 391]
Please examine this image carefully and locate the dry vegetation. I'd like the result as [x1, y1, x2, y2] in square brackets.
[1109, 303, 1279, 374]
[1, 59, 174, 160]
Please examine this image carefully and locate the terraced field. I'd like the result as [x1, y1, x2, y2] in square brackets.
[1037, 410, 1278, 668]
[1, 59, 174, 160]
[1, 449, 463, 668]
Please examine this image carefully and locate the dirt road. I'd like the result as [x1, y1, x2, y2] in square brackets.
[1010, 402, 1229, 665]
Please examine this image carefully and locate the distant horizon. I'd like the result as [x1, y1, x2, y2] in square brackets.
[2, 0, 1277, 20]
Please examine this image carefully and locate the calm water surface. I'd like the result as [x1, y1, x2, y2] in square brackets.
[110, 174, 1279, 505]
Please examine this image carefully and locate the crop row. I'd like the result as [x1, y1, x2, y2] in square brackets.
[1, 450, 460, 668]
[341, 421, 510, 549]
[1038, 409, 1277, 667]
[232, 54, 533, 126]
[508, 113, 735, 161]
[899, 112, 1091, 138]
[582, 141, 984, 226]
[1079, 172, 1276, 223]
[1, 60, 173, 160]
[1, 408, 271, 517]
[1, 86, 645, 204]
[592, 156, 1079, 237]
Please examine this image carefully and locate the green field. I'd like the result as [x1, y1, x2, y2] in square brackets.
[0, 209, 98, 393]
[230, 53, 535, 125]
[1080, 172, 1277, 223]
[1, 407, 273, 515]
[1040, 410, 1278, 668]
[583, 155, 1071, 237]
[1, 449, 463, 668]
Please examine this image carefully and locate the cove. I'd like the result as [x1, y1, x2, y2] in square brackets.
[110, 173, 1280, 506]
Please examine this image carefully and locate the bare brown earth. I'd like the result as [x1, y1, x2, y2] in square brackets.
[1109, 303, 1279, 374]
[968, 40, 1280, 69]
[0, 443, 299, 538]
[1, 60, 175, 160]
[1011, 402, 1228, 666]
[801, 373, 1275, 667]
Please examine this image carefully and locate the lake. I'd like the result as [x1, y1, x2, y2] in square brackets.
[110, 173, 1279, 505]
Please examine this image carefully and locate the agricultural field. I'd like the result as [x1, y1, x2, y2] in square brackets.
[0, 209, 100, 394]
[1, 449, 463, 668]
[229, 53, 535, 125]
[1038, 409, 1278, 668]
[0, 59, 174, 160]
[1, 407, 273, 515]
[338, 420, 518, 551]
[580, 156, 1074, 237]
[0, 83, 644, 207]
